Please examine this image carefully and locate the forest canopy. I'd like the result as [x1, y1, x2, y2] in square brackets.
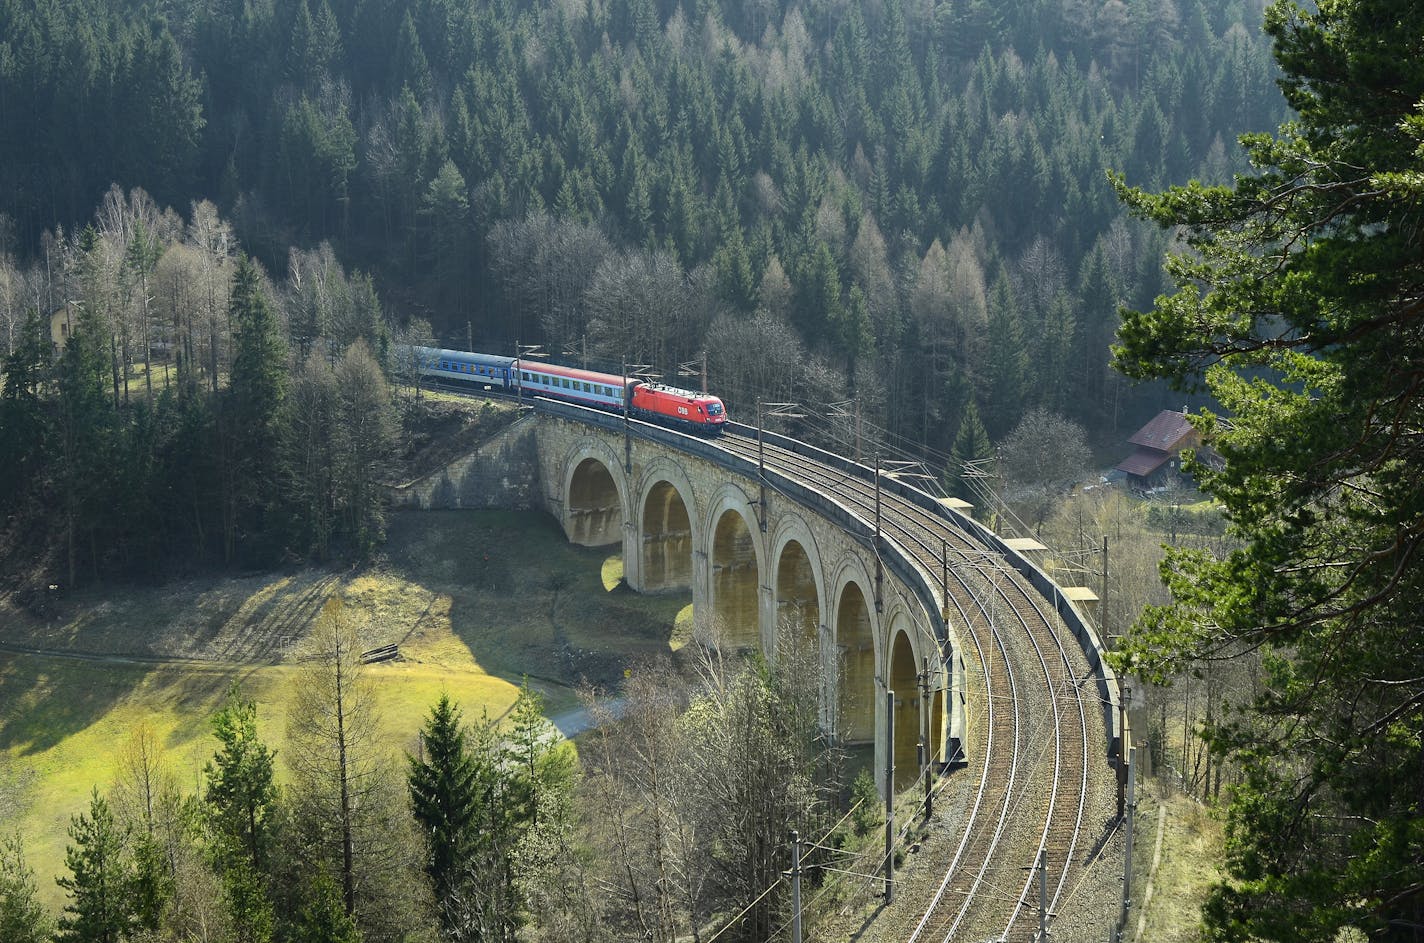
[0, 0, 1286, 454]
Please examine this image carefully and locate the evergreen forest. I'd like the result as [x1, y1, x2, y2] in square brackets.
[4, 0, 1423, 939]
[1, 0, 1285, 460]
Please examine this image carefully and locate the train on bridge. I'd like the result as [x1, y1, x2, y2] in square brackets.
[399, 345, 728, 435]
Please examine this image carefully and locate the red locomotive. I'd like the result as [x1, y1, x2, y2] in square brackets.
[629, 381, 727, 434]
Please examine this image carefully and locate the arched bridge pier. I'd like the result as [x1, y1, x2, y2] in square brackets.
[393, 399, 1122, 797]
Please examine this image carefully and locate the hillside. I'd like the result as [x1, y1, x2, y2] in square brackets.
[0, 506, 694, 909]
[0, 0, 1287, 453]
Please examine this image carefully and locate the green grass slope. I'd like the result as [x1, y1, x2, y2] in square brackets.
[0, 508, 692, 909]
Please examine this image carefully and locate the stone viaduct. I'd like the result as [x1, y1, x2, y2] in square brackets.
[394, 399, 1120, 793]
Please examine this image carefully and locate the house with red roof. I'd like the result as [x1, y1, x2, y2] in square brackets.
[1115, 409, 1218, 490]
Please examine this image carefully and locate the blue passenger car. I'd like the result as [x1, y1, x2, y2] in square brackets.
[410, 346, 517, 390]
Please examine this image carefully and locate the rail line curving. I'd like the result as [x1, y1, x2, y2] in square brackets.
[425, 391, 1120, 940]
[714, 428, 1099, 942]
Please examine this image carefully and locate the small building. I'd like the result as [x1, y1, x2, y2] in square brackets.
[49, 307, 72, 356]
[1115, 409, 1219, 490]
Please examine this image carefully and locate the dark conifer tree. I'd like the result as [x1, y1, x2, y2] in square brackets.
[980, 274, 1028, 439]
[0, 834, 51, 943]
[1113, 0, 1424, 935]
[0, 309, 50, 515]
[56, 790, 139, 943]
[203, 683, 280, 875]
[292, 870, 360, 943]
[223, 255, 289, 563]
[408, 694, 482, 925]
[948, 399, 994, 505]
[55, 283, 115, 586]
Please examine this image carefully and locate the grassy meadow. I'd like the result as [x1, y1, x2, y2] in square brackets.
[0, 508, 693, 908]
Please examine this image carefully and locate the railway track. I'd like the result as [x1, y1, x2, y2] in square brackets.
[423, 389, 1120, 939]
[715, 428, 1102, 942]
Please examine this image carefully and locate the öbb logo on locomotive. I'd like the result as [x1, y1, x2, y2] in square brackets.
[401, 345, 728, 435]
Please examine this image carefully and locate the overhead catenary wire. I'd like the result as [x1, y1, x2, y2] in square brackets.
[424, 380, 1107, 940]
[701, 877, 786, 943]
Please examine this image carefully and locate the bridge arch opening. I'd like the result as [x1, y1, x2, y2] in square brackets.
[641, 480, 693, 592]
[888, 627, 920, 791]
[710, 508, 761, 651]
[774, 539, 820, 652]
[567, 456, 622, 546]
[835, 582, 875, 744]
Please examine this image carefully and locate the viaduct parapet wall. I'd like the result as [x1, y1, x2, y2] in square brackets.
[388, 400, 1120, 795]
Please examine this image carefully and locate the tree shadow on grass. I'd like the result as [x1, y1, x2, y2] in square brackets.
[0, 653, 150, 756]
[0, 571, 340, 757]
[382, 508, 690, 696]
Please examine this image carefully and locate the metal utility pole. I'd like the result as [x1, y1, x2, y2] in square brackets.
[757, 400, 768, 532]
[622, 360, 632, 473]
[1101, 535, 1110, 635]
[921, 655, 933, 820]
[1038, 848, 1049, 942]
[874, 455, 884, 612]
[884, 688, 896, 903]
[1120, 746, 1138, 940]
[874, 455, 882, 541]
[855, 400, 862, 462]
[940, 538, 952, 636]
[755, 402, 802, 533]
[1118, 683, 1131, 818]
[789, 830, 803, 943]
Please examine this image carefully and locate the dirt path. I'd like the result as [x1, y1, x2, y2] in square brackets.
[0, 640, 241, 668]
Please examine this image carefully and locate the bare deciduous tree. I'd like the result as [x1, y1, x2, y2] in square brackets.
[999, 407, 1091, 534]
[332, 341, 395, 556]
[287, 598, 434, 940]
[487, 212, 614, 353]
[186, 200, 234, 393]
[585, 248, 706, 369]
[581, 661, 699, 942]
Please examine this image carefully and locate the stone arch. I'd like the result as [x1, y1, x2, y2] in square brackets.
[561, 439, 628, 547]
[703, 485, 765, 653]
[830, 555, 880, 744]
[886, 611, 922, 791]
[769, 515, 827, 656]
[637, 460, 700, 594]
